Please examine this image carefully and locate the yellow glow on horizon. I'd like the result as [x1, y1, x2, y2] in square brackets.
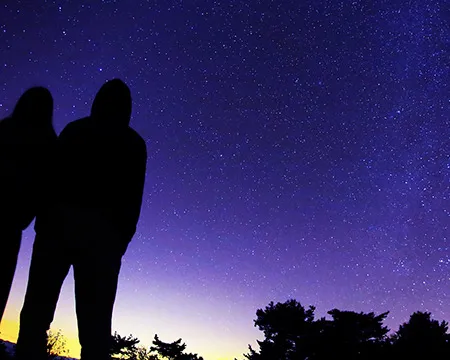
[0, 318, 246, 360]
[0, 317, 81, 359]
[0, 284, 259, 360]
[1, 230, 260, 360]
[1, 316, 253, 360]
[0, 318, 18, 342]
[63, 335, 81, 359]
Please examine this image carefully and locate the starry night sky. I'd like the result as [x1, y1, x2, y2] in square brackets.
[0, 1, 449, 359]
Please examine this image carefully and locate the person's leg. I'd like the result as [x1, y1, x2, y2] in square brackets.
[74, 248, 122, 360]
[15, 234, 71, 360]
[0, 229, 21, 323]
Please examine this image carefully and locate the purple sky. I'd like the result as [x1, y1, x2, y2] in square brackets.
[0, 1, 448, 359]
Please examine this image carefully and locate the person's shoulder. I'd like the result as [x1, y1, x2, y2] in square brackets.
[60, 117, 90, 136]
[127, 127, 147, 155]
[64, 117, 90, 130]
[127, 127, 146, 146]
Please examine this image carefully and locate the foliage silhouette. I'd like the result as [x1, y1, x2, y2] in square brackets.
[133, 346, 153, 360]
[110, 333, 203, 360]
[110, 332, 141, 360]
[150, 335, 204, 360]
[46, 329, 69, 360]
[390, 311, 450, 359]
[3, 301, 450, 360]
[245, 299, 317, 360]
[314, 308, 389, 360]
[0, 330, 67, 360]
[150, 335, 188, 359]
[244, 299, 449, 360]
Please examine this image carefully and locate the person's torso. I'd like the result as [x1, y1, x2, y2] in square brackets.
[60, 121, 135, 210]
[0, 118, 57, 229]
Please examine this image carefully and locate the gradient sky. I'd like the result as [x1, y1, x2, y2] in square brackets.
[0, 1, 449, 359]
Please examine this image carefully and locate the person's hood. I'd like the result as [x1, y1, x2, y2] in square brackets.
[12, 86, 53, 129]
[90, 79, 132, 128]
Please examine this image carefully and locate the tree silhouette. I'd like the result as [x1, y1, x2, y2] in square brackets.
[244, 299, 318, 360]
[11, 329, 69, 360]
[4, 305, 449, 360]
[245, 300, 391, 360]
[109, 333, 203, 360]
[150, 335, 186, 359]
[46, 329, 68, 360]
[110, 332, 141, 360]
[391, 311, 450, 359]
[315, 309, 390, 360]
[150, 335, 203, 360]
[134, 346, 153, 360]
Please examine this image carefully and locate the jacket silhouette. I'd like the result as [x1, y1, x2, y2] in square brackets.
[16, 79, 147, 360]
[0, 87, 56, 323]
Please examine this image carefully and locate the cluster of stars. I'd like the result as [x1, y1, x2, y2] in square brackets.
[0, 1, 448, 359]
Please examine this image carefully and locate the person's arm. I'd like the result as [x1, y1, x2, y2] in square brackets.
[34, 121, 77, 232]
[118, 134, 147, 245]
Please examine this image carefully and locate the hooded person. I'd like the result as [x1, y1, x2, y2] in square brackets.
[16, 79, 147, 360]
[0, 86, 56, 323]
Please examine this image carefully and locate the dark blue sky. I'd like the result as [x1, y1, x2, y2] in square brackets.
[0, 1, 448, 359]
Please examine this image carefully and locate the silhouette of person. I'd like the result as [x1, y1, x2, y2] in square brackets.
[0, 87, 56, 324]
[15, 79, 147, 360]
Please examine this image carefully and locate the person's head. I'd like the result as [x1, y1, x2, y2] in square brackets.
[12, 86, 53, 128]
[91, 78, 132, 128]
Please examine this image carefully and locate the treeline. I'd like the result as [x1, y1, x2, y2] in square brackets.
[0, 331, 204, 360]
[243, 299, 450, 360]
[1, 299, 449, 360]
[109, 332, 203, 360]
